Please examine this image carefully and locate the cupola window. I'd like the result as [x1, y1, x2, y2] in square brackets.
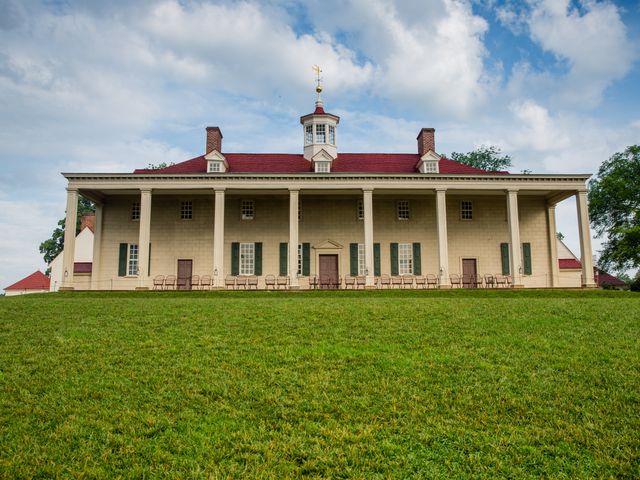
[305, 125, 313, 145]
[329, 125, 335, 145]
[316, 124, 326, 143]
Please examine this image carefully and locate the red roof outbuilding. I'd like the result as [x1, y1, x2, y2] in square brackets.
[4, 271, 50, 291]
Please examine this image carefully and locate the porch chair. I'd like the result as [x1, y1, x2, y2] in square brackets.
[176, 276, 188, 290]
[153, 275, 164, 290]
[319, 274, 331, 289]
[265, 274, 276, 290]
[379, 274, 391, 289]
[191, 275, 200, 290]
[333, 275, 342, 290]
[402, 275, 414, 289]
[225, 275, 236, 290]
[356, 276, 366, 289]
[276, 276, 289, 289]
[236, 276, 247, 290]
[164, 275, 176, 290]
[391, 276, 402, 289]
[462, 274, 475, 288]
[308, 275, 318, 290]
[449, 274, 462, 288]
[414, 276, 426, 289]
[247, 275, 258, 289]
[344, 275, 356, 289]
[426, 274, 439, 289]
[200, 275, 212, 290]
[484, 274, 495, 288]
[474, 274, 483, 289]
[494, 274, 507, 288]
[506, 275, 514, 288]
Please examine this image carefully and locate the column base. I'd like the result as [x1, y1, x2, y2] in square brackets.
[365, 285, 376, 290]
[289, 285, 301, 290]
[211, 287, 225, 291]
[135, 286, 149, 291]
[438, 285, 452, 289]
[582, 283, 598, 289]
[513, 284, 525, 289]
[59, 286, 75, 291]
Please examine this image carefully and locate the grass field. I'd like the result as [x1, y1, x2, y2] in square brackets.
[1, 289, 639, 479]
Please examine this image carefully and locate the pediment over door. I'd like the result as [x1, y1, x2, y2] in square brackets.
[313, 239, 343, 250]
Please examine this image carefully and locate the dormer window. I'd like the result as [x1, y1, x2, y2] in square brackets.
[205, 150, 228, 173]
[423, 162, 438, 173]
[316, 124, 326, 143]
[328, 125, 335, 145]
[417, 150, 441, 174]
[305, 125, 313, 145]
[208, 162, 222, 173]
[315, 162, 330, 173]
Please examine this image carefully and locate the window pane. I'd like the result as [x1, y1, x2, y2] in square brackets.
[329, 125, 335, 145]
[241, 200, 255, 220]
[316, 124, 326, 143]
[180, 201, 193, 220]
[305, 125, 313, 144]
[297, 244, 302, 275]
[358, 244, 366, 276]
[128, 244, 139, 276]
[131, 202, 140, 221]
[461, 201, 473, 220]
[239, 243, 254, 275]
[397, 201, 410, 220]
[398, 243, 413, 275]
[357, 200, 364, 220]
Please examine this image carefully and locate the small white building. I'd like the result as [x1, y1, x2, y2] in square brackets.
[49, 215, 95, 292]
[4, 271, 50, 296]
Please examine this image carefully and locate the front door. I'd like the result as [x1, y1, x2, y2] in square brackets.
[177, 259, 193, 290]
[462, 258, 477, 288]
[319, 254, 339, 289]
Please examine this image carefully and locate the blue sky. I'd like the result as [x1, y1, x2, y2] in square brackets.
[1, 0, 639, 286]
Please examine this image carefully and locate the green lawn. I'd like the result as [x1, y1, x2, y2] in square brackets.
[1, 290, 639, 479]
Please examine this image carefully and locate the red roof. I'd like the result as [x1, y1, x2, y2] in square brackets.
[314, 105, 326, 114]
[559, 259, 582, 269]
[596, 270, 626, 287]
[134, 154, 507, 175]
[4, 271, 50, 291]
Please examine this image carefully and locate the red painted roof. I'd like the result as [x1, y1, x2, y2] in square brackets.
[4, 271, 50, 291]
[134, 154, 507, 175]
[559, 259, 582, 269]
[314, 105, 326, 114]
[596, 270, 626, 287]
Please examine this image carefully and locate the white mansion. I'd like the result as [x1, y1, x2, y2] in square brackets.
[59, 92, 595, 290]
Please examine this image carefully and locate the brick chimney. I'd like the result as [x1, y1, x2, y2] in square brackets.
[206, 126, 223, 154]
[80, 213, 96, 232]
[417, 128, 435, 156]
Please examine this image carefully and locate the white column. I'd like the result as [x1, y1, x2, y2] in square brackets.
[213, 189, 225, 288]
[363, 189, 375, 287]
[136, 189, 152, 289]
[546, 203, 560, 288]
[436, 188, 450, 288]
[289, 189, 300, 288]
[61, 188, 78, 290]
[507, 189, 523, 287]
[576, 190, 596, 287]
[91, 203, 103, 290]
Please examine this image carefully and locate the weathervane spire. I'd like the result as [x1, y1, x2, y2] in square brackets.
[312, 65, 323, 101]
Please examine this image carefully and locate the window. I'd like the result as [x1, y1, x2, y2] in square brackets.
[328, 125, 335, 145]
[241, 200, 255, 220]
[208, 162, 221, 173]
[357, 199, 364, 220]
[461, 201, 473, 220]
[239, 243, 255, 275]
[128, 244, 139, 276]
[305, 125, 313, 144]
[297, 244, 303, 275]
[398, 243, 413, 275]
[315, 162, 330, 173]
[423, 162, 438, 173]
[358, 244, 366, 275]
[180, 201, 193, 220]
[316, 124, 326, 143]
[397, 201, 410, 220]
[131, 202, 140, 221]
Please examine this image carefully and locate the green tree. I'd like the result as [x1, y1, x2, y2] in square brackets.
[39, 196, 95, 267]
[450, 145, 513, 172]
[147, 162, 175, 169]
[588, 145, 640, 272]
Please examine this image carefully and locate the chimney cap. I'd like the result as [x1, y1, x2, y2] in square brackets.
[417, 127, 435, 139]
[206, 126, 223, 137]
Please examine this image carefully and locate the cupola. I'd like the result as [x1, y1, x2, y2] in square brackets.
[300, 66, 340, 171]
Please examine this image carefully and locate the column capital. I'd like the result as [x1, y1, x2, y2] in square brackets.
[506, 188, 519, 194]
[140, 188, 152, 194]
[362, 187, 374, 193]
[214, 187, 226, 193]
[66, 187, 79, 194]
[435, 187, 447, 193]
[576, 189, 588, 196]
[289, 188, 300, 193]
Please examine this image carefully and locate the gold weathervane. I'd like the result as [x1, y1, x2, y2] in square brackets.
[312, 65, 323, 95]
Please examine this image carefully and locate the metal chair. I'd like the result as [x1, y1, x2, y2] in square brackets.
[426, 274, 439, 289]
[200, 275, 212, 290]
[164, 275, 176, 290]
[225, 275, 236, 290]
[344, 275, 356, 289]
[415, 276, 426, 289]
[356, 276, 366, 289]
[153, 275, 164, 290]
[449, 274, 462, 288]
[191, 274, 200, 290]
[402, 275, 414, 289]
[276, 276, 289, 289]
[247, 275, 258, 289]
[265, 274, 276, 290]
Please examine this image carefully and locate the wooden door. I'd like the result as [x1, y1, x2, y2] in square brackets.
[462, 258, 477, 288]
[177, 259, 193, 290]
[319, 255, 339, 289]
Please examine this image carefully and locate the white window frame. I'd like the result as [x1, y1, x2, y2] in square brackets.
[357, 244, 366, 276]
[397, 201, 410, 220]
[297, 244, 303, 275]
[131, 202, 140, 221]
[316, 124, 326, 143]
[305, 125, 313, 144]
[398, 243, 413, 275]
[357, 199, 364, 220]
[315, 162, 330, 173]
[128, 243, 139, 276]
[239, 243, 255, 275]
[208, 162, 222, 173]
[328, 125, 335, 145]
[180, 201, 193, 220]
[241, 200, 255, 220]
[423, 161, 438, 173]
[460, 200, 473, 220]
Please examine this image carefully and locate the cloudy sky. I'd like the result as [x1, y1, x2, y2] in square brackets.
[1, 0, 639, 287]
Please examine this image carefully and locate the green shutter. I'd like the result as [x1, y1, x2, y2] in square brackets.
[522, 242, 532, 275]
[349, 243, 358, 276]
[254, 242, 262, 275]
[500, 243, 510, 275]
[302, 243, 310, 276]
[148, 243, 151, 276]
[279, 243, 288, 276]
[390, 243, 399, 276]
[118, 243, 127, 277]
[374, 243, 381, 276]
[412, 243, 421, 275]
[231, 242, 239, 276]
